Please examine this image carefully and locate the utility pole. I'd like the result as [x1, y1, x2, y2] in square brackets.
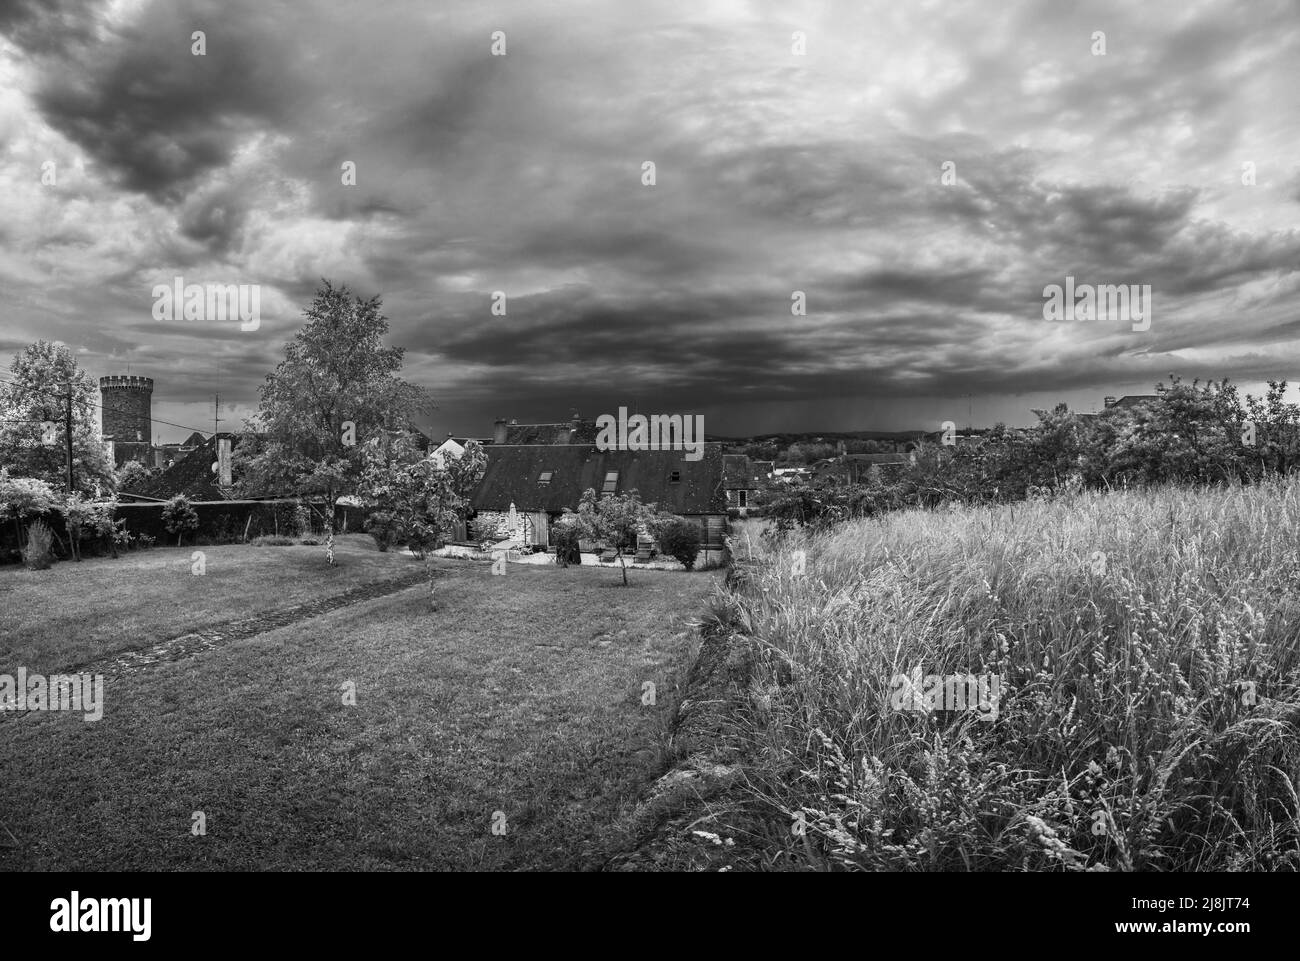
[214, 393, 221, 438]
[64, 383, 74, 495]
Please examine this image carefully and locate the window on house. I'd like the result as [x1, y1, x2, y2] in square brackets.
[538, 471, 553, 485]
[738, 489, 748, 508]
[602, 471, 618, 493]
[669, 470, 681, 483]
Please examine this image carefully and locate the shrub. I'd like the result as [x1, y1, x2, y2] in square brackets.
[251, 535, 295, 546]
[298, 536, 322, 546]
[22, 519, 54, 570]
[132, 532, 156, 550]
[551, 516, 583, 567]
[161, 495, 199, 546]
[655, 517, 702, 570]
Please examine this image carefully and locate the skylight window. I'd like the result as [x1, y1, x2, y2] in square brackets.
[602, 471, 618, 493]
[538, 471, 553, 485]
[669, 470, 681, 483]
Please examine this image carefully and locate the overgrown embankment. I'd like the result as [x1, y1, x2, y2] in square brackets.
[626, 480, 1300, 871]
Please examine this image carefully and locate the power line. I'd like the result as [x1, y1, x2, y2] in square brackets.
[0, 374, 225, 439]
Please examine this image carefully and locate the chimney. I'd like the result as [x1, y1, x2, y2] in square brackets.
[1104, 396, 1117, 408]
[493, 418, 508, 445]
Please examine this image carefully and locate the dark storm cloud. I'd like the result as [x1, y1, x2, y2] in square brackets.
[3, 0, 1300, 436]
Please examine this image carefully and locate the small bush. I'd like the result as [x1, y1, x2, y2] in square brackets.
[132, 532, 156, 550]
[655, 518, 703, 570]
[161, 495, 199, 546]
[551, 517, 583, 567]
[298, 536, 322, 546]
[251, 535, 295, 546]
[22, 519, 54, 570]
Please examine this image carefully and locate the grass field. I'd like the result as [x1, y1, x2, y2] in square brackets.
[0, 536, 413, 673]
[697, 481, 1300, 871]
[0, 546, 718, 870]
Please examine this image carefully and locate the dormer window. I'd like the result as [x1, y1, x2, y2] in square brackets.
[538, 471, 553, 485]
[602, 471, 618, 494]
[669, 470, 681, 483]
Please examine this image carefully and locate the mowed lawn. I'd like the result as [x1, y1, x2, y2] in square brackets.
[0, 550, 717, 870]
[0, 535, 414, 673]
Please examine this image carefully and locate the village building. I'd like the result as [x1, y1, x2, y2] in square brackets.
[722, 455, 775, 516]
[463, 417, 735, 562]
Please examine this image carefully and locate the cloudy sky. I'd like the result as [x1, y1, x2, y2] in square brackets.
[2, 0, 1298, 443]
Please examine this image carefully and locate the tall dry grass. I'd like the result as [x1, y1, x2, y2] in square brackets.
[710, 479, 1300, 870]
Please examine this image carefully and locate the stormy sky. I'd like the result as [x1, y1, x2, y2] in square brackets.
[2, 0, 1298, 443]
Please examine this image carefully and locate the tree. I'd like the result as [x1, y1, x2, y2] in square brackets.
[0, 341, 114, 493]
[576, 488, 655, 586]
[234, 281, 431, 528]
[162, 495, 199, 546]
[114, 460, 156, 492]
[0, 469, 60, 549]
[357, 434, 486, 555]
[1243, 380, 1300, 478]
[650, 514, 702, 570]
[62, 493, 122, 561]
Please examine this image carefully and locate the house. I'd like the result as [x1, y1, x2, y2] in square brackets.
[1033, 395, 1162, 421]
[810, 451, 912, 486]
[467, 422, 731, 561]
[772, 466, 810, 483]
[1105, 394, 1160, 410]
[722, 455, 774, 516]
[430, 434, 491, 468]
[129, 433, 241, 501]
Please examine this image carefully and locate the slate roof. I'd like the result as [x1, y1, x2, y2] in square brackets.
[470, 443, 727, 514]
[723, 455, 775, 489]
[1111, 395, 1160, 409]
[137, 434, 239, 501]
[500, 421, 601, 445]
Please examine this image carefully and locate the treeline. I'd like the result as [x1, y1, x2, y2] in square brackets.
[731, 437, 904, 464]
[758, 376, 1300, 528]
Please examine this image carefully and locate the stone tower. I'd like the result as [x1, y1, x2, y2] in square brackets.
[99, 376, 153, 462]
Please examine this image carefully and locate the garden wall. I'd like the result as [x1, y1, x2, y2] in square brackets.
[0, 499, 378, 561]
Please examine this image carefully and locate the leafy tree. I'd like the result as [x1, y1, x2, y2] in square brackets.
[576, 488, 655, 586]
[0, 341, 114, 493]
[1103, 377, 1244, 486]
[162, 494, 199, 546]
[0, 469, 60, 547]
[62, 494, 122, 561]
[356, 433, 486, 557]
[114, 460, 157, 492]
[234, 281, 431, 526]
[1243, 380, 1300, 477]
